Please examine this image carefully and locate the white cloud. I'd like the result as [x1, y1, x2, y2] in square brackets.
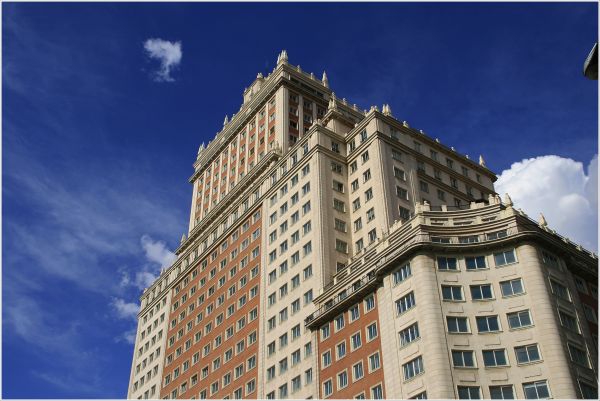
[141, 234, 176, 267]
[495, 155, 598, 251]
[111, 298, 139, 321]
[143, 38, 182, 82]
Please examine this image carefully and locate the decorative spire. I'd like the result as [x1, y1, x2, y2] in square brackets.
[310, 72, 315, 80]
[435, 138, 440, 143]
[539, 213, 548, 227]
[180, 233, 187, 244]
[402, 121, 410, 128]
[479, 155, 486, 167]
[465, 154, 470, 159]
[257, 72, 263, 79]
[223, 115, 229, 126]
[322, 71, 329, 87]
[277, 50, 288, 65]
[197, 142, 205, 157]
[504, 193, 513, 207]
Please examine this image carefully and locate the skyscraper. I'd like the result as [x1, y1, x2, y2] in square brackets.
[127, 51, 598, 400]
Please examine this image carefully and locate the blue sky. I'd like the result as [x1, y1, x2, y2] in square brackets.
[3, 2, 597, 398]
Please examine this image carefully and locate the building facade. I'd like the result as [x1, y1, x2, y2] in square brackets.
[127, 51, 598, 399]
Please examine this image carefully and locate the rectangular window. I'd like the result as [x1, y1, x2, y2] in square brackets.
[470, 284, 494, 300]
[351, 332, 362, 350]
[507, 310, 533, 329]
[550, 280, 570, 301]
[438, 256, 458, 270]
[500, 278, 524, 297]
[323, 379, 333, 398]
[522, 380, 550, 399]
[442, 285, 464, 301]
[458, 386, 481, 400]
[396, 292, 416, 315]
[403, 356, 424, 380]
[452, 350, 476, 368]
[489, 385, 514, 400]
[494, 250, 516, 266]
[338, 371, 348, 389]
[371, 384, 383, 399]
[465, 256, 487, 270]
[367, 322, 378, 341]
[568, 343, 589, 367]
[482, 349, 508, 367]
[399, 322, 420, 346]
[515, 344, 541, 364]
[393, 263, 412, 285]
[447, 316, 470, 333]
[476, 315, 500, 332]
[559, 310, 579, 332]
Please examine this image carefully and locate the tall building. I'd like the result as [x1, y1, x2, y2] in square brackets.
[127, 51, 598, 400]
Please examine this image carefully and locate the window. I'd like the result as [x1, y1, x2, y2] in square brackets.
[583, 304, 597, 323]
[486, 230, 508, 240]
[394, 167, 406, 180]
[334, 218, 347, 232]
[333, 198, 346, 212]
[507, 310, 533, 329]
[438, 256, 458, 270]
[442, 285, 464, 301]
[489, 385, 515, 400]
[352, 198, 361, 211]
[322, 350, 331, 367]
[351, 332, 362, 350]
[323, 379, 333, 397]
[336, 341, 346, 359]
[365, 188, 374, 202]
[437, 189, 446, 201]
[578, 381, 598, 399]
[291, 375, 301, 393]
[360, 130, 368, 143]
[447, 316, 470, 333]
[494, 250, 516, 266]
[366, 208, 375, 222]
[367, 323, 378, 341]
[331, 162, 343, 174]
[470, 284, 494, 300]
[458, 386, 481, 399]
[334, 314, 345, 331]
[396, 186, 409, 200]
[403, 356, 424, 380]
[396, 292, 416, 315]
[550, 280, 570, 301]
[482, 349, 508, 367]
[568, 343, 589, 367]
[303, 265, 313, 280]
[349, 304, 360, 322]
[279, 357, 288, 373]
[363, 169, 371, 182]
[333, 180, 344, 193]
[515, 344, 541, 364]
[368, 229, 377, 243]
[465, 256, 487, 270]
[335, 239, 348, 253]
[371, 384, 383, 399]
[500, 278, 524, 297]
[351, 179, 359, 192]
[338, 371, 348, 389]
[364, 294, 375, 311]
[305, 368, 313, 384]
[361, 151, 370, 163]
[393, 263, 412, 285]
[399, 323, 420, 346]
[559, 310, 579, 332]
[369, 352, 381, 371]
[523, 380, 550, 399]
[476, 315, 500, 332]
[452, 350, 476, 368]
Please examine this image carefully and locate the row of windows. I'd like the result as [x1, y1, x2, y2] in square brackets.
[436, 249, 517, 271]
[320, 294, 376, 341]
[455, 381, 553, 399]
[265, 368, 314, 398]
[321, 359, 382, 398]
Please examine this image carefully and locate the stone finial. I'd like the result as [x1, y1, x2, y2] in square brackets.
[353, 104, 358, 110]
[223, 115, 229, 126]
[257, 72, 263, 79]
[435, 138, 440, 143]
[451, 146, 456, 151]
[322, 71, 329, 87]
[277, 50, 288, 65]
[342, 98, 347, 105]
[328, 93, 337, 110]
[197, 142, 205, 156]
[479, 154, 487, 167]
[488, 193, 495, 204]
[419, 129, 425, 134]
[504, 193, 513, 207]
[296, 65, 301, 72]
[465, 154, 470, 159]
[180, 234, 187, 244]
[402, 120, 410, 128]
[382, 104, 393, 116]
[310, 72, 315, 80]
[539, 213, 548, 227]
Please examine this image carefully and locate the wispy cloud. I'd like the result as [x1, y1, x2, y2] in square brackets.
[143, 38, 182, 82]
[141, 234, 177, 267]
[496, 154, 598, 251]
